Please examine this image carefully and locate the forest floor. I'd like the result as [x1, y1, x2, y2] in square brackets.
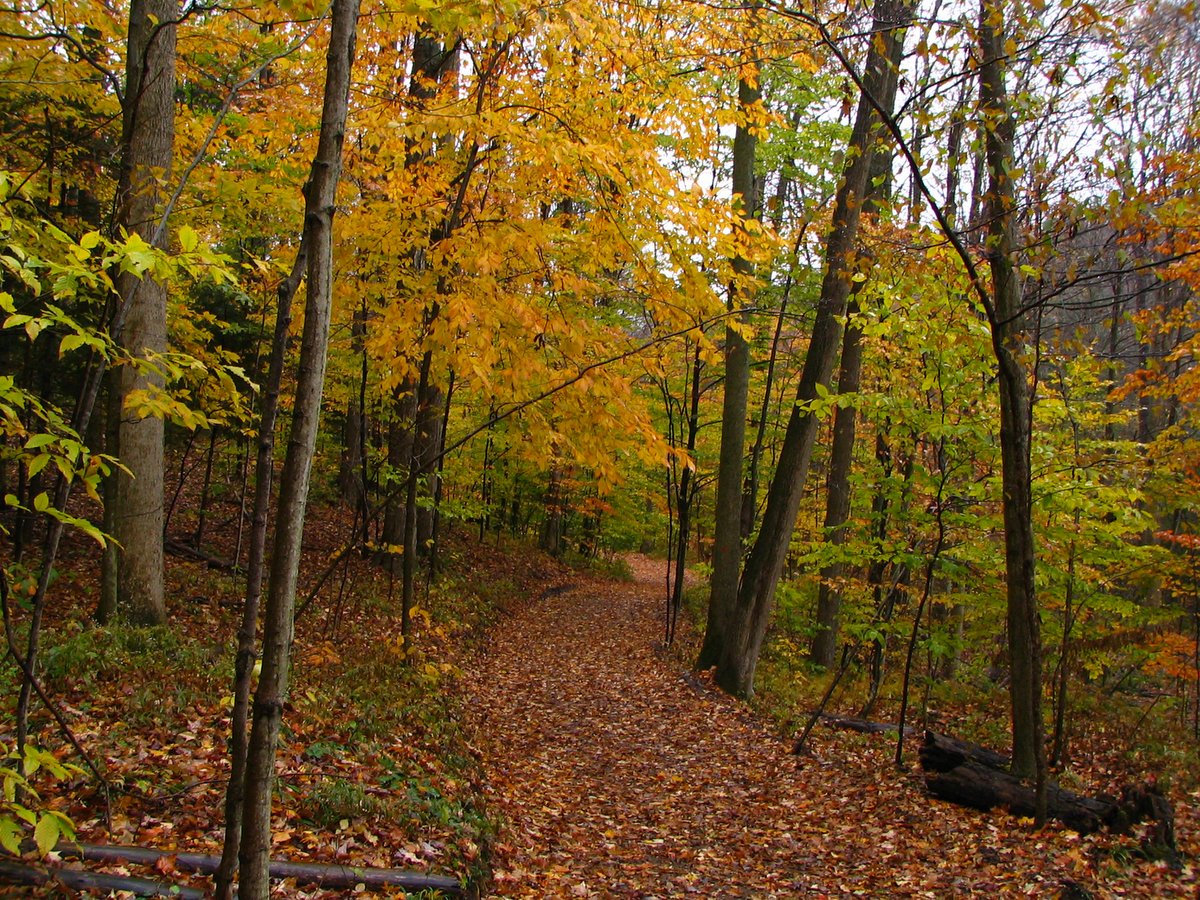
[7, 521, 1200, 898]
[464, 555, 1199, 899]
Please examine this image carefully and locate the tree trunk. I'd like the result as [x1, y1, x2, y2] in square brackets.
[381, 381, 416, 564]
[697, 56, 760, 671]
[97, 372, 121, 624]
[237, 4, 359, 897]
[427, 369, 455, 579]
[539, 464, 565, 556]
[809, 146, 891, 667]
[415, 378, 444, 554]
[860, 435, 914, 717]
[213, 236, 306, 898]
[401, 351, 433, 643]
[340, 299, 368, 531]
[193, 428, 218, 548]
[32, 842, 462, 896]
[715, 0, 912, 697]
[14, 0, 178, 747]
[810, 305, 863, 667]
[921, 732, 1175, 856]
[112, 0, 178, 625]
[978, 0, 1046, 802]
[741, 108, 802, 541]
[669, 343, 704, 646]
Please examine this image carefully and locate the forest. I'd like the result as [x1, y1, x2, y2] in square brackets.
[1, 0, 1199, 895]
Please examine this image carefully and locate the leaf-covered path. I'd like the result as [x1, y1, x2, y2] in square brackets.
[463, 558, 1197, 898]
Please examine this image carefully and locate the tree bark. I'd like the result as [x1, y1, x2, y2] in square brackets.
[112, 0, 178, 625]
[978, 0, 1046, 802]
[237, 3, 359, 897]
[715, 0, 912, 697]
[97, 371, 121, 624]
[539, 463, 565, 556]
[415, 377, 445, 553]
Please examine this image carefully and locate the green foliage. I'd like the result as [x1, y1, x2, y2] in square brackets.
[561, 549, 633, 581]
[40, 621, 231, 687]
[0, 742, 82, 857]
[304, 777, 376, 828]
[0, 207, 119, 545]
[0, 169, 246, 556]
[303, 740, 350, 762]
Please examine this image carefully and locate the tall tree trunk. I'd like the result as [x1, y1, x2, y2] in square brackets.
[112, 0, 178, 625]
[414, 378, 444, 554]
[401, 350, 433, 643]
[237, 3, 360, 897]
[15, 0, 178, 750]
[97, 373, 121, 624]
[383, 28, 457, 564]
[697, 47, 761, 671]
[810, 149, 892, 667]
[979, 0, 1046, 810]
[213, 237, 307, 898]
[741, 112, 802, 540]
[715, 0, 912, 698]
[340, 298, 369, 540]
[539, 463, 565, 556]
[381, 382, 416, 563]
[669, 343, 704, 646]
[809, 296, 864, 667]
[427, 369, 455, 579]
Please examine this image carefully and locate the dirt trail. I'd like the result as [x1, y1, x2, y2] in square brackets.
[461, 559, 1195, 898]
[462, 559, 891, 898]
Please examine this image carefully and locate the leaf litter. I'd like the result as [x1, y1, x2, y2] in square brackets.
[463, 557, 1198, 898]
[11, 525, 1199, 898]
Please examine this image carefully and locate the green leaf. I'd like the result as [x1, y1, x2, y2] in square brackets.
[21, 747, 40, 777]
[23, 433, 56, 450]
[34, 812, 59, 855]
[79, 231, 101, 250]
[0, 818, 21, 856]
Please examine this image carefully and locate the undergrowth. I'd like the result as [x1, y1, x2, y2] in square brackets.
[11, 525, 526, 896]
[674, 568, 1200, 801]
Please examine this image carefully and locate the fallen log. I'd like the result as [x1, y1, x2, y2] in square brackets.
[924, 758, 1119, 833]
[43, 841, 465, 894]
[920, 731, 1177, 861]
[0, 858, 205, 899]
[165, 536, 237, 571]
[919, 730, 1013, 772]
[815, 712, 916, 735]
